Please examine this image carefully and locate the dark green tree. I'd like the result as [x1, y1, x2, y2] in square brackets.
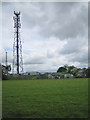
[68, 65, 75, 73]
[57, 67, 67, 72]
[1, 64, 11, 80]
[85, 67, 90, 78]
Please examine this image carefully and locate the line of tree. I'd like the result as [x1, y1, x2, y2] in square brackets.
[1, 63, 90, 80]
[57, 64, 90, 78]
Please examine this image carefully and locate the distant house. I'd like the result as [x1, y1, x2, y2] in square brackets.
[64, 74, 74, 78]
[48, 74, 64, 79]
[29, 72, 40, 75]
[23, 72, 40, 75]
[48, 74, 54, 79]
[38, 73, 47, 79]
[23, 72, 29, 75]
[48, 73, 74, 79]
[76, 69, 87, 78]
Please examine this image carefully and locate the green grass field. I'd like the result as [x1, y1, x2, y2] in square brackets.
[2, 78, 88, 118]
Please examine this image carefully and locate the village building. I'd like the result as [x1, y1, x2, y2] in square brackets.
[48, 73, 74, 79]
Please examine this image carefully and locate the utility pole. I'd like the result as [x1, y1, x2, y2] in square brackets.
[6, 51, 7, 67]
[13, 11, 23, 75]
[6, 51, 8, 75]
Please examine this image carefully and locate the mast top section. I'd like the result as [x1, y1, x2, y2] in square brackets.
[14, 11, 20, 16]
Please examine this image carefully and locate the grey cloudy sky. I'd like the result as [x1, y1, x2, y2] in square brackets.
[1, 2, 88, 73]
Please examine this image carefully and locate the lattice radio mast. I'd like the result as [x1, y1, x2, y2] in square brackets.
[13, 11, 23, 74]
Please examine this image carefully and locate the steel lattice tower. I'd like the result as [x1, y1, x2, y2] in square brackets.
[13, 11, 23, 74]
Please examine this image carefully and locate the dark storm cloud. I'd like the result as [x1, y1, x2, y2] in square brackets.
[2, 2, 88, 40]
[22, 2, 88, 40]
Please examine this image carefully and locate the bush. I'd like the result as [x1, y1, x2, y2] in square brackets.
[2, 74, 8, 80]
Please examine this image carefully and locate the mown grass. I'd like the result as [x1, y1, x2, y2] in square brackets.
[2, 78, 88, 118]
